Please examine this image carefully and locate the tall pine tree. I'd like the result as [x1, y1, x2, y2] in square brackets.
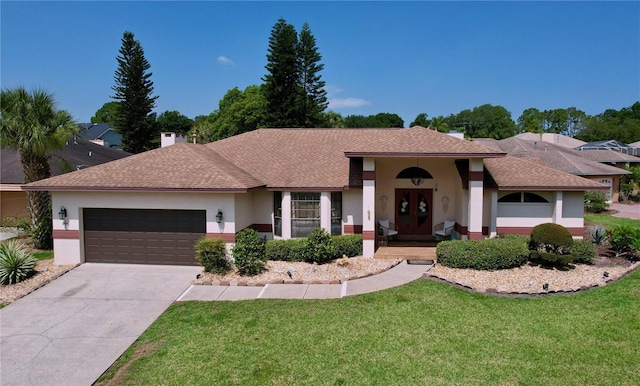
[263, 19, 327, 128]
[262, 19, 301, 128]
[112, 31, 158, 153]
[297, 23, 328, 127]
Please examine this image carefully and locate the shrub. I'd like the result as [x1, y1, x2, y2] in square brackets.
[265, 238, 307, 262]
[195, 237, 230, 274]
[436, 237, 529, 270]
[0, 240, 37, 285]
[571, 239, 596, 265]
[232, 229, 266, 276]
[584, 191, 609, 213]
[1, 216, 31, 234]
[607, 225, 640, 258]
[529, 223, 574, 266]
[302, 228, 336, 264]
[587, 226, 608, 245]
[331, 234, 363, 258]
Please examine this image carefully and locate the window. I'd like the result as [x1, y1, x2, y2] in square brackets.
[331, 192, 342, 236]
[291, 192, 320, 237]
[498, 192, 550, 203]
[273, 191, 282, 237]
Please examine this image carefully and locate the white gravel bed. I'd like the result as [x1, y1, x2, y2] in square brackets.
[0, 260, 77, 305]
[427, 260, 640, 294]
[195, 257, 403, 285]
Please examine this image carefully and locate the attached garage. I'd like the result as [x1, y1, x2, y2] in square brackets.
[83, 208, 206, 265]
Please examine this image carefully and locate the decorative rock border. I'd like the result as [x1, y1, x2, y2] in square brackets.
[423, 261, 640, 297]
[193, 260, 404, 286]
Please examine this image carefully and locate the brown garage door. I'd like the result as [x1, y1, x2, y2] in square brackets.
[84, 208, 206, 265]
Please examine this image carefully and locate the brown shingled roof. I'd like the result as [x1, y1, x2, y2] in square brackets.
[573, 149, 640, 164]
[484, 156, 609, 191]
[26, 143, 263, 192]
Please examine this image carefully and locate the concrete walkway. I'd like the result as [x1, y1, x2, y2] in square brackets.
[0, 263, 201, 386]
[177, 260, 432, 301]
[609, 202, 640, 220]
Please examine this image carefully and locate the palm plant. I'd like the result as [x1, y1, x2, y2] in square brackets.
[0, 87, 76, 249]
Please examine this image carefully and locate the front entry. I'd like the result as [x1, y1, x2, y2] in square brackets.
[395, 189, 433, 236]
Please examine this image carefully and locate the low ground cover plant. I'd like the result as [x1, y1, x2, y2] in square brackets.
[571, 238, 596, 264]
[195, 236, 230, 274]
[0, 240, 37, 285]
[436, 237, 529, 270]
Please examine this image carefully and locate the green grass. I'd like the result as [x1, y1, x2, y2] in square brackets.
[585, 213, 640, 229]
[31, 251, 53, 260]
[99, 271, 640, 385]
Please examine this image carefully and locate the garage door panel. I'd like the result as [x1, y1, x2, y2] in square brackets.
[83, 210, 205, 265]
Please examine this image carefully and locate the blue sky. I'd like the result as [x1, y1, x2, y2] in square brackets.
[2, 1, 639, 127]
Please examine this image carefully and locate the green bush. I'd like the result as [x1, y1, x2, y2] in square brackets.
[265, 238, 307, 262]
[1, 216, 31, 234]
[302, 228, 336, 264]
[529, 223, 575, 266]
[607, 226, 640, 258]
[195, 237, 230, 274]
[331, 234, 363, 258]
[436, 237, 529, 270]
[571, 239, 596, 265]
[584, 191, 609, 213]
[232, 229, 266, 276]
[0, 240, 37, 285]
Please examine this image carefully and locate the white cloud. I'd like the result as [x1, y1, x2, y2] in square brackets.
[329, 97, 372, 109]
[217, 56, 235, 66]
[325, 85, 344, 97]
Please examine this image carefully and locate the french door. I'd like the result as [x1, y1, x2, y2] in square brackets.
[395, 189, 433, 235]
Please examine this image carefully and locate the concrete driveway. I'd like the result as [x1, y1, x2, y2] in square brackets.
[0, 263, 201, 386]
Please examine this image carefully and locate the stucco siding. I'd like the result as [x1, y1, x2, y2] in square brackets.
[51, 191, 236, 265]
[0, 191, 29, 219]
[561, 191, 584, 229]
[234, 192, 253, 233]
[343, 189, 363, 230]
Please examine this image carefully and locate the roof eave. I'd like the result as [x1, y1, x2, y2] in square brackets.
[22, 186, 252, 194]
[344, 152, 507, 158]
[497, 185, 609, 191]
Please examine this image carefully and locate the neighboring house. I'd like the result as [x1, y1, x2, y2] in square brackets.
[25, 126, 606, 266]
[1, 140, 131, 220]
[78, 123, 123, 148]
[474, 137, 631, 203]
[630, 140, 640, 149]
[576, 139, 639, 156]
[515, 132, 586, 149]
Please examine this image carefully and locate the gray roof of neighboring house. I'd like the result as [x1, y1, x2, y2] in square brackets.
[573, 149, 640, 164]
[473, 137, 630, 176]
[78, 123, 121, 145]
[1, 140, 132, 184]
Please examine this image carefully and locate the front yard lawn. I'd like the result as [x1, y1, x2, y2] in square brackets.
[98, 270, 640, 385]
[585, 213, 640, 229]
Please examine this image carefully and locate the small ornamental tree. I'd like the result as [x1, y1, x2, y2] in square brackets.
[232, 229, 266, 276]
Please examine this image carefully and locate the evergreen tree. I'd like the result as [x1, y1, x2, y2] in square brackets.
[297, 22, 328, 127]
[111, 31, 159, 153]
[262, 19, 301, 128]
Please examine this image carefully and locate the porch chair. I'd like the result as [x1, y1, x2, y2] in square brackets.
[435, 220, 456, 240]
[378, 219, 399, 246]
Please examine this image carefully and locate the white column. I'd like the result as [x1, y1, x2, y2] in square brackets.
[282, 192, 292, 239]
[362, 158, 376, 257]
[490, 190, 498, 238]
[468, 158, 484, 240]
[320, 192, 332, 234]
[552, 191, 563, 226]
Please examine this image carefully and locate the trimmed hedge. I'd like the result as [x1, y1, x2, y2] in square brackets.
[529, 223, 574, 266]
[265, 233, 363, 262]
[232, 229, 266, 276]
[195, 237, 230, 274]
[436, 237, 529, 270]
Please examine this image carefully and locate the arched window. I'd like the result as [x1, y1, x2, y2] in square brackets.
[396, 167, 433, 186]
[498, 192, 550, 203]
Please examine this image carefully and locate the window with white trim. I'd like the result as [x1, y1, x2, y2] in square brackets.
[331, 192, 342, 236]
[273, 191, 282, 237]
[498, 192, 550, 203]
[291, 192, 320, 237]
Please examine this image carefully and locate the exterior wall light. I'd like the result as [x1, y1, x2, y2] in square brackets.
[58, 206, 67, 220]
[216, 209, 223, 223]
